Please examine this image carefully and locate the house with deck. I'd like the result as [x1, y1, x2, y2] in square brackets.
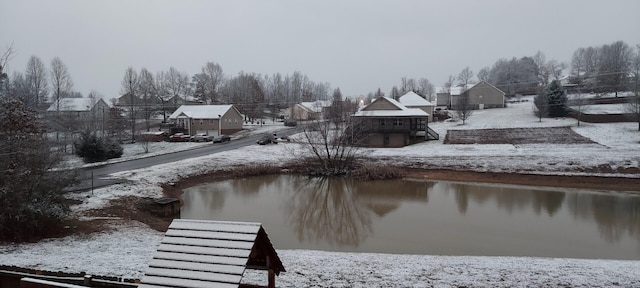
[351, 97, 438, 148]
[169, 105, 243, 136]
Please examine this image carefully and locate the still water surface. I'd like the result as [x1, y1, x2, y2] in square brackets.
[180, 175, 640, 259]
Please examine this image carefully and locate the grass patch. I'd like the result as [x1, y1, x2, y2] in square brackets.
[350, 163, 406, 181]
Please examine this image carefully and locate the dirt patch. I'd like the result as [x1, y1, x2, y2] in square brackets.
[81, 196, 176, 232]
[444, 127, 597, 145]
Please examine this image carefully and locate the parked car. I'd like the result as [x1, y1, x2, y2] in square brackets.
[278, 135, 290, 142]
[284, 119, 297, 127]
[192, 133, 214, 142]
[213, 135, 231, 143]
[256, 134, 278, 145]
[169, 132, 191, 142]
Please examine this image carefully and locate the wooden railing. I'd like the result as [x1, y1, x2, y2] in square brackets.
[427, 127, 439, 140]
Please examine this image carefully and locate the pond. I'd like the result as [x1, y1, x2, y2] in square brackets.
[180, 175, 640, 260]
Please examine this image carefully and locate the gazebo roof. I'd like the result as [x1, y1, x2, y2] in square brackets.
[139, 219, 285, 288]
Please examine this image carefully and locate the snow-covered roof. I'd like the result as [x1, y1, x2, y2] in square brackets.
[354, 97, 429, 117]
[299, 100, 332, 113]
[139, 219, 285, 288]
[399, 91, 434, 107]
[168, 105, 234, 119]
[47, 98, 106, 112]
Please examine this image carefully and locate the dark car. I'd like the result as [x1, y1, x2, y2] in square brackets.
[256, 134, 278, 145]
[213, 135, 231, 143]
[284, 119, 297, 127]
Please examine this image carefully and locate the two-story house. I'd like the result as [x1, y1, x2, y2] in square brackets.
[351, 97, 437, 148]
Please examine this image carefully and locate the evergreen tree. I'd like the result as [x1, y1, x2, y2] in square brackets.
[0, 99, 77, 241]
[545, 80, 568, 117]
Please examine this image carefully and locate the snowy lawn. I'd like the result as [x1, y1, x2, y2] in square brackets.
[2, 97, 640, 286]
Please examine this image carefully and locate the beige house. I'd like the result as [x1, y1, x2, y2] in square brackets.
[291, 100, 332, 120]
[398, 91, 436, 122]
[352, 97, 437, 148]
[169, 105, 243, 136]
[439, 81, 506, 110]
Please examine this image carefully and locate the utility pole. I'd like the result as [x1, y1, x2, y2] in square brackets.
[130, 79, 136, 143]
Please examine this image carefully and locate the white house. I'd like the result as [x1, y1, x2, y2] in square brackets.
[398, 91, 436, 122]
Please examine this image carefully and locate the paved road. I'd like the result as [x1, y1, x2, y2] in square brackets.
[69, 127, 299, 192]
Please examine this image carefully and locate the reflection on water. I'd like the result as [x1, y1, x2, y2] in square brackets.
[285, 177, 371, 246]
[181, 175, 640, 259]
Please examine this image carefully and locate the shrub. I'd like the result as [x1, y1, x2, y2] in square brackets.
[104, 138, 123, 159]
[75, 130, 123, 163]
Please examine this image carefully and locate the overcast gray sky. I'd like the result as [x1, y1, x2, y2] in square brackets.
[1, 0, 639, 99]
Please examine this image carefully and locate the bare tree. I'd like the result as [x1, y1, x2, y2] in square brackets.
[0, 44, 14, 97]
[546, 60, 567, 81]
[477, 67, 490, 82]
[389, 86, 400, 100]
[444, 74, 456, 93]
[202, 62, 224, 104]
[154, 71, 171, 121]
[400, 77, 409, 94]
[626, 44, 640, 131]
[121, 67, 138, 143]
[533, 51, 549, 87]
[457, 67, 475, 88]
[25, 55, 48, 110]
[222, 72, 265, 122]
[417, 78, 435, 102]
[299, 116, 361, 175]
[50, 57, 73, 114]
[597, 41, 632, 95]
[571, 88, 589, 127]
[455, 91, 473, 124]
[49, 57, 73, 145]
[166, 67, 189, 109]
[571, 48, 586, 85]
[138, 68, 155, 131]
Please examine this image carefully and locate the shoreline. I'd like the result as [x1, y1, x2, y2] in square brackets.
[404, 169, 640, 192]
[162, 168, 640, 198]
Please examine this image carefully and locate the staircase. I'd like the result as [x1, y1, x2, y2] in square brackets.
[426, 127, 439, 140]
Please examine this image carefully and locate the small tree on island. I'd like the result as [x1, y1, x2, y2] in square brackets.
[298, 107, 362, 176]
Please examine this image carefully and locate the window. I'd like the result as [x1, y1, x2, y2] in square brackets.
[379, 119, 386, 127]
[393, 119, 403, 127]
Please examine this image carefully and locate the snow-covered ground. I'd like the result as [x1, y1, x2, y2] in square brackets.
[2, 97, 640, 287]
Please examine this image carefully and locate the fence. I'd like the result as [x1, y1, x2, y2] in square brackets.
[0, 266, 138, 288]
